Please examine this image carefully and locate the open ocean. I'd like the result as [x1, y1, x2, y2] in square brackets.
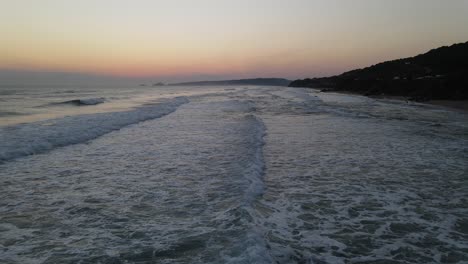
[0, 84, 467, 263]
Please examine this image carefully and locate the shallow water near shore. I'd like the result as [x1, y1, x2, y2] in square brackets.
[0, 85, 467, 263]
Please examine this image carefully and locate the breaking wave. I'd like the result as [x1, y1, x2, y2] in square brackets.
[51, 97, 105, 106]
[0, 97, 188, 163]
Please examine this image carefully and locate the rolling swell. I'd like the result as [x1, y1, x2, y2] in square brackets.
[0, 97, 188, 163]
[0, 111, 26, 117]
[242, 115, 267, 205]
[220, 114, 273, 263]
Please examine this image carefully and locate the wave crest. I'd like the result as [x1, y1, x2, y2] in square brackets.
[55, 97, 105, 106]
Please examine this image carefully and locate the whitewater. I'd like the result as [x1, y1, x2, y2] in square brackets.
[0, 85, 467, 263]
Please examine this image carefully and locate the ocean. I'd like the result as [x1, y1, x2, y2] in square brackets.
[0, 84, 467, 263]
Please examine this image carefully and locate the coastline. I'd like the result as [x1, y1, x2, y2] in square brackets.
[424, 100, 468, 112]
[316, 89, 468, 112]
[369, 94, 468, 112]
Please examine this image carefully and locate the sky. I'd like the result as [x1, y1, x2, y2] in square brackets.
[1, 0, 468, 83]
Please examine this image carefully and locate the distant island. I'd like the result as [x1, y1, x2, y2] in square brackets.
[290, 42, 468, 101]
[171, 78, 291, 87]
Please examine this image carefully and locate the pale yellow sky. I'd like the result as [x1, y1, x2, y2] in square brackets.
[1, 0, 468, 81]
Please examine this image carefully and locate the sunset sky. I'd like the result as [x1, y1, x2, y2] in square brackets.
[1, 0, 468, 82]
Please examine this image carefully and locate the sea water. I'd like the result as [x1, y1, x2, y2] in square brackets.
[0, 85, 467, 263]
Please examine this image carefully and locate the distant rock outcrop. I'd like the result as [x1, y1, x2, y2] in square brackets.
[290, 42, 468, 100]
[172, 78, 291, 87]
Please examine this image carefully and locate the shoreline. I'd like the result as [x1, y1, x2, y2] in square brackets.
[423, 100, 468, 112]
[315, 89, 468, 112]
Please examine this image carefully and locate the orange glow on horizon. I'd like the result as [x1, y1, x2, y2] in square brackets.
[1, 1, 468, 81]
